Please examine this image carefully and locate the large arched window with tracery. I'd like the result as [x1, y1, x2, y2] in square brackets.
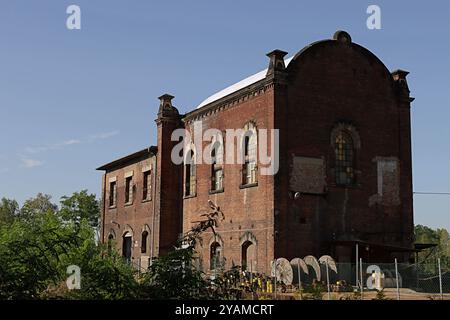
[334, 130, 355, 185]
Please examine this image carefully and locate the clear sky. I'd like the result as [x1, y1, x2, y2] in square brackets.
[1, 1, 449, 230]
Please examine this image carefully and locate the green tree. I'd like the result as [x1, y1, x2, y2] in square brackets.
[59, 190, 100, 228]
[0, 211, 80, 299]
[50, 233, 140, 300]
[139, 202, 225, 299]
[0, 191, 137, 300]
[19, 193, 57, 221]
[415, 225, 440, 244]
[415, 224, 450, 266]
[0, 198, 19, 225]
[0, 193, 238, 300]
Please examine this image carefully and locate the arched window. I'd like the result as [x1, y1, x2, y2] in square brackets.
[210, 242, 222, 270]
[184, 149, 196, 196]
[335, 131, 355, 185]
[141, 231, 149, 253]
[210, 142, 224, 192]
[242, 123, 257, 185]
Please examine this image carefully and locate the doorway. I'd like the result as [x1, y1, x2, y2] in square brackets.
[122, 232, 132, 263]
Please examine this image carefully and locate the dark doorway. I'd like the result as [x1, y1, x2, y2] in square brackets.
[122, 233, 132, 262]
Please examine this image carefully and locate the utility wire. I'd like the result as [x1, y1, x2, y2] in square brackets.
[414, 192, 450, 195]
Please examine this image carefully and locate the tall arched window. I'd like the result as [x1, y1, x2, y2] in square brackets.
[335, 131, 355, 185]
[242, 123, 257, 185]
[210, 142, 224, 192]
[184, 149, 196, 196]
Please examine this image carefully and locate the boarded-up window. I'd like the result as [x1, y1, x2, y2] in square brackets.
[290, 156, 326, 194]
[211, 142, 224, 191]
[375, 158, 400, 205]
[143, 170, 151, 201]
[242, 122, 257, 185]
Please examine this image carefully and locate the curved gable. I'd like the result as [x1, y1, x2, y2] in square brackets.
[286, 31, 395, 98]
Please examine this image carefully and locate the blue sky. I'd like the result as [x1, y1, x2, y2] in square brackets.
[1, 1, 449, 230]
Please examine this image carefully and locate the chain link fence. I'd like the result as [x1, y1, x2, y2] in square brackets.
[127, 256, 450, 300]
[204, 259, 450, 300]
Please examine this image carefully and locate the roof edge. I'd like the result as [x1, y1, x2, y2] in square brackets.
[96, 146, 157, 171]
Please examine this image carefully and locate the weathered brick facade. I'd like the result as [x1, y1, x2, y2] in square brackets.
[98, 31, 414, 274]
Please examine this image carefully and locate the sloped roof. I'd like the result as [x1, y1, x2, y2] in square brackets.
[96, 146, 157, 171]
[196, 56, 294, 109]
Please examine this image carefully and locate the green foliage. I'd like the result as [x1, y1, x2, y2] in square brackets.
[373, 289, 391, 300]
[64, 242, 140, 300]
[0, 198, 19, 225]
[0, 191, 135, 300]
[0, 194, 240, 300]
[139, 202, 227, 300]
[140, 247, 210, 299]
[59, 190, 100, 228]
[415, 224, 450, 266]
[19, 193, 57, 221]
[339, 290, 361, 300]
[0, 211, 80, 299]
[301, 282, 326, 300]
[210, 266, 242, 300]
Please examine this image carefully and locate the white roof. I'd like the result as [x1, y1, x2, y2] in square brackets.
[196, 56, 294, 109]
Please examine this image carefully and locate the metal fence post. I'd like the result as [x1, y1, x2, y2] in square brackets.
[297, 260, 302, 291]
[395, 258, 400, 300]
[438, 258, 443, 300]
[359, 258, 363, 300]
[271, 260, 276, 300]
[250, 260, 253, 300]
[326, 259, 331, 300]
[274, 260, 277, 300]
[356, 243, 359, 287]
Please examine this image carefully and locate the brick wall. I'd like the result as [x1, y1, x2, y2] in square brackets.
[102, 154, 156, 266]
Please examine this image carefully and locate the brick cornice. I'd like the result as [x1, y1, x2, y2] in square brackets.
[183, 77, 279, 124]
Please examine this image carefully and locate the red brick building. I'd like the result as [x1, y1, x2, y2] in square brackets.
[97, 31, 415, 274]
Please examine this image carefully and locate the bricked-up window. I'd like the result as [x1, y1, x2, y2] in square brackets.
[335, 131, 355, 185]
[125, 176, 133, 204]
[241, 240, 255, 271]
[109, 181, 117, 207]
[184, 150, 196, 196]
[141, 231, 148, 253]
[210, 242, 222, 270]
[211, 143, 223, 191]
[107, 234, 114, 253]
[241, 123, 257, 185]
[142, 170, 151, 201]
